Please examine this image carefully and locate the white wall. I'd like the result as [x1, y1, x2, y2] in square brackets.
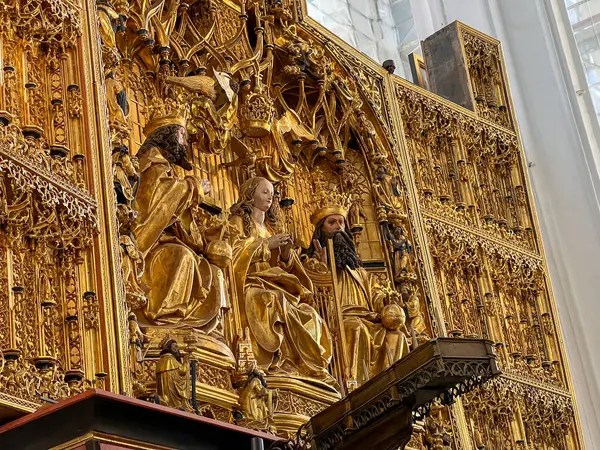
[410, 0, 600, 447]
[306, 0, 420, 78]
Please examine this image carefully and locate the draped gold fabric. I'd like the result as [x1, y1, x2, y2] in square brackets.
[229, 215, 335, 386]
[133, 146, 227, 330]
[240, 377, 270, 425]
[337, 266, 409, 386]
[156, 354, 190, 411]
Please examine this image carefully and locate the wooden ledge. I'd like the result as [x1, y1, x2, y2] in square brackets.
[0, 389, 283, 450]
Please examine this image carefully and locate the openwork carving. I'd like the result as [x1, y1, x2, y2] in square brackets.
[389, 21, 577, 446]
[397, 85, 533, 251]
[0, 0, 577, 448]
[275, 390, 329, 418]
[461, 28, 512, 129]
[0, 0, 99, 407]
[0, 0, 82, 43]
[463, 376, 574, 449]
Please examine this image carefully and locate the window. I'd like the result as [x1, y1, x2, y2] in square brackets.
[307, 0, 420, 81]
[566, 0, 600, 121]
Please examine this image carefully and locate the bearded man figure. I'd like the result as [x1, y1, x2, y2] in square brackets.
[132, 115, 227, 331]
[304, 210, 409, 387]
[155, 338, 191, 411]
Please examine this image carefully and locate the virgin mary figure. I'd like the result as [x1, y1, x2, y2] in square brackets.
[229, 177, 336, 387]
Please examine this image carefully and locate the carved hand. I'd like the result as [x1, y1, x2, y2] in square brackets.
[205, 225, 230, 242]
[268, 233, 291, 250]
[312, 239, 327, 265]
[365, 312, 381, 322]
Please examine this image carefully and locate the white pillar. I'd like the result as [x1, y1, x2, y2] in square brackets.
[412, 0, 600, 447]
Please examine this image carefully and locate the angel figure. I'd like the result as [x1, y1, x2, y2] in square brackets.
[165, 72, 238, 154]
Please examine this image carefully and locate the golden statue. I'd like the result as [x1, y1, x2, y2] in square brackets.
[239, 368, 276, 432]
[128, 311, 146, 364]
[382, 218, 413, 282]
[228, 177, 335, 387]
[304, 202, 409, 386]
[372, 165, 406, 217]
[165, 72, 238, 154]
[132, 118, 228, 331]
[106, 73, 129, 138]
[97, 0, 119, 48]
[117, 204, 147, 310]
[405, 290, 427, 336]
[113, 147, 138, 205]
[156, 338, 191, 411]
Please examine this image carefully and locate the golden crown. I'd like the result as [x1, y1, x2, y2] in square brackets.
[143, 97, 188, 137]
[309, 168, 351, 226]
[240, 91, 276, 137]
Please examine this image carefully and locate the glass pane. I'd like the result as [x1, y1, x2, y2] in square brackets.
[308, 0, 419, 81]
[566, 0, 600, 122]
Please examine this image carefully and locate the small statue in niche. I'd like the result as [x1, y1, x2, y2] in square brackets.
[129, 310, 149, 398]
[373, 165, 406, 219]
[105, 72, 130, 144]
[424, 404, 453, 450]
[128, 311, 146, 364]
[405, 291, 427, 337]
[155, 337, 191, 411]
[382, 218, 413, 282]
[97, 0, 119, 49]
[343, 170, 367, 235]
[355, 112, 387, 162]
[117, 204, 147, 310]
[113, 146, 139, 205]
[239, 368, 277, 433]
[96, 0, 122, 69]
[266, 0, 293, 23]
[400, 284, 428, 340]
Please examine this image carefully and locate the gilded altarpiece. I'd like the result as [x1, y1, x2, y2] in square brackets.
[0, 0, 584, 449]
[0, 0, 136, 416]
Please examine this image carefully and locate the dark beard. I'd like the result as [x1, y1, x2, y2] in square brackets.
[328, 231, 362, 270]
[166, 142, 193, 171]
[160, 343, 182, 362]
[139, 124, 193, 170]
[304, 225, 362, 270]
[172, 349, 182, 362]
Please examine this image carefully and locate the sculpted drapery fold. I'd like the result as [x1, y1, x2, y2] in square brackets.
[69, 0, 583, 446]
[133, 138, 227, 331]
[304, 216, 410, 388]
[228, 179, 335, 387]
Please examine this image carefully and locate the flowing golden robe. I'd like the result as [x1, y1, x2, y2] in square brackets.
[229, 215, 334, 385]
[337, 266, 409, 386]
[156, 353, 190, 410]
[240, 377, 271, 426]
[133, 146, 227, 330]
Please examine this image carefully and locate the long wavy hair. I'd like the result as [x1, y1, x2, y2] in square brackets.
[230, 177, 279, 235]
[138, 124, 193, 170]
